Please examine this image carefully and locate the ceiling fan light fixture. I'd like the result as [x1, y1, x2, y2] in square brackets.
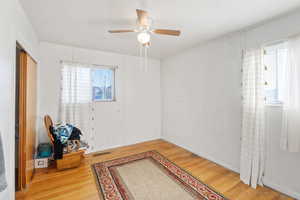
[137, 32, 150, 44]
[108, 9, 181, 47]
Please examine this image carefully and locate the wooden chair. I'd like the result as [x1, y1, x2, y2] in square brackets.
[43, 115, 85, 170]
[44, 115, 55, 144]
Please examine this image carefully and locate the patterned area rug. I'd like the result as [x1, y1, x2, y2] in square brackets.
[92, 151, 227, 200]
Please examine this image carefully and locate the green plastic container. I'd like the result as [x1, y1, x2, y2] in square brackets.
[37, 143, 52, 158]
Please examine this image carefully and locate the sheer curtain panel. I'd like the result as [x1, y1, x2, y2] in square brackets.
[240, 48, 266, 188]
[59, 62, 95, 152]
[281, 36, 300, 152]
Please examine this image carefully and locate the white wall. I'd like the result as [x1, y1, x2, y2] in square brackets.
[161, 33, 243, 172]
[161, 10, 300, 199]
[0, 0, 39, 199]
[37, 42, 161, 151]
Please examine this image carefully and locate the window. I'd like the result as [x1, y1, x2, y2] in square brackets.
[92, 68, 115, 101]
[61, 62, 116, 103]
[263, 42, 288, 104]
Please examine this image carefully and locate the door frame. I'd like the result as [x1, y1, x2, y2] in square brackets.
[18, 50, 27, 190]
[15, 43, 37, 190]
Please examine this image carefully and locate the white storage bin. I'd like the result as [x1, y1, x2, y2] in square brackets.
[35, 157, 49, 168]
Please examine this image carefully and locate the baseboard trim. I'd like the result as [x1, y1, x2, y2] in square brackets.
[263, 178, 300, 200]
[90, 137, 161, 154]
[162, 138, 240, 173]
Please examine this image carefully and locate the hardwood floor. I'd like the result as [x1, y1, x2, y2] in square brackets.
[16, 139, 294, 200]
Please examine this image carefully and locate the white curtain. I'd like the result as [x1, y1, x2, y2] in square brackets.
[240, 48, 266, 188]
[58, 62, 95, 152]
[281, 36, 300, 152]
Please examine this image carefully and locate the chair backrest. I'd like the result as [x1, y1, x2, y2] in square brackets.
[44, 115, 55, 144]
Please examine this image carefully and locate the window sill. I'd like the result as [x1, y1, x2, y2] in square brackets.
[93, 100, 116, 102]
[265, 103, 283, 107]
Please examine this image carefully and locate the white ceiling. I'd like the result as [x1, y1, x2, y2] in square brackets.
[20, 0, 300, 58]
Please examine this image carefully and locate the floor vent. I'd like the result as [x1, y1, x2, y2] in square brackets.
[191, 153, 199, 158]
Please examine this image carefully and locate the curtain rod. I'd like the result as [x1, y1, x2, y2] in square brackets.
[262, 39, 288, 48]
[262, 32, 300, 48]
[60, 60, 118, 69]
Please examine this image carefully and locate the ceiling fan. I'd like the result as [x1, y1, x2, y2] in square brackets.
[108, 9, 181, 46]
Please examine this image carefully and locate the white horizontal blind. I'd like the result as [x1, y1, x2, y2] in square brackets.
[61, 62, 92, 103]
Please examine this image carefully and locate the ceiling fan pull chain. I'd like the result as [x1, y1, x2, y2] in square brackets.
[144, 45, 147, 72]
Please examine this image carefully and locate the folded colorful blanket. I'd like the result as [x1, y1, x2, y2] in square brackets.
[52, 123, 73, 144]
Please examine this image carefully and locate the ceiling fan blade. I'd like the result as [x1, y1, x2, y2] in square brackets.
[136, 9, 149, 26]
[108, 29, 135, 33]
[153, 29, 181, 36]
